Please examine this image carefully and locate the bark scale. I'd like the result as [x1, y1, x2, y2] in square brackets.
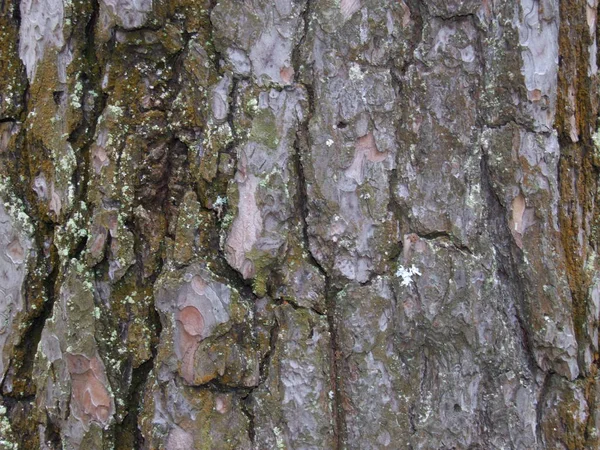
[0, 0, 599, 449]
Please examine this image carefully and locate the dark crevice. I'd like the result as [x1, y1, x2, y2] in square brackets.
[240, 392, 256, 445]
[325, 283, 345, 450]
[481, 117, 549, 135]
[290, 0, 311, 78]
[535, 371, 553, 446]
[206, 0, 224, 73]
[68, 234, 88, 260]
[227, 77, 239, 142]
[290, 10, 348, 446]
[415, 231, 473, 255]
[201, 379, 253, 396]
[480, 150, 538, 377]
[43, 411, 63, 449]
[385, 166, 403, 263]
[209, 246, 260, 302]
[473, 8, 540, 379]
[408, 402, 417, 435]
[114, 324, 161, 449]
[258, 313, 280, 386]
[1, 220, 59, 399]
[291, 17, 347, 447]
[292, 117, 327, 281]
[272, 296, 325, 317]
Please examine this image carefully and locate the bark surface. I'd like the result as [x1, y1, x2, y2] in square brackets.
[0, 0, 599, 449]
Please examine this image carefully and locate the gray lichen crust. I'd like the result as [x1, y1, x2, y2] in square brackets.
[0, 0, 599, 449]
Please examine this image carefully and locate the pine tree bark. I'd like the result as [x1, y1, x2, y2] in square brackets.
[0, 0, 599, 448]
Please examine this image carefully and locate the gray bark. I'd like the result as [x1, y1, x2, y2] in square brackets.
[0, 0, 599, 448]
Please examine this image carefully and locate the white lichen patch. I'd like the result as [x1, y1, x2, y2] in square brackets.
[348, 62, 365, 82]
[395, 264, 421, 287]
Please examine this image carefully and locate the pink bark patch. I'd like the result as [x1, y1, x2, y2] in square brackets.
[280, 66, 295, 85]
[341, 0, 360, 20]
[92, 144, 109, 174]
[179, 306, 205, 336]
[225, 174, 262, 279]
[510, 193, 527, 249]
[49, 188, 62, 216]
[400, 0, 411, 27]
[166, 427, 194, 450]
[89, 226, 107, 258]
[176, 306, 205, 383]
[528, 89, 542, 102]
[190, 275, 207, 295]
[6, 238, 25, 264]
[345, 132, 387, 184]
[215, 395, 230, 414]
[66, 353, 113, 426]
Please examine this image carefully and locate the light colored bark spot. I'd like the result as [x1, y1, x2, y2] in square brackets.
[587, 0, 597, 31]
[179, 306, 205, 337]
[345, 132, 387, 184]
[49, 188, 62, 216]
[89, 227, 107, 258]
[510, 193, 526, 248]
[528, 89, 542, 102]
[0, 201, 30, 380]
[32, 174, 49, 201]
[280, 66, 295, 85]
[6, 239, 24, 264]
[100, 0, 152, 30]
[92, 144, 109, 174]
[166, 427, 194, 450]
[568, 85, 579, 142]
[176, 306, 205, 383]
[190, 275, 207, 296]
[66, 353, 113, 427]
[249, 27, 293, 86]
[225, 174, 262, 279]
[516, 0, 558, 130]
[33, 173, 62, 216]
[0, 122, 20, 154]
[18, 0, 65, 81]
[211, 75, 231, 123]
[341, 0, 361, 20]
[400, 0, 411, 27]
[215, 396, 229, 414]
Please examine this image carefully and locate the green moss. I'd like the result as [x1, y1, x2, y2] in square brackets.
[250, 109, 279, 150]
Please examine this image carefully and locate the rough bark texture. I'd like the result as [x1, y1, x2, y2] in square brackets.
[0, 0, 599, 449]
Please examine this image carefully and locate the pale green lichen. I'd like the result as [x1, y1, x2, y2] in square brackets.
[0, 404, 18, 449]
[0, 177, 34, 236]
[273, 426, 285, 450]
[592, 128, 600, 161]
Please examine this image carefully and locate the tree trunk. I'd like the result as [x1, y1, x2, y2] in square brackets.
[0, 0, 599, 448]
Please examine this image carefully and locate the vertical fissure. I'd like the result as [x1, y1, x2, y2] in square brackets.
[479, 149, 539, 375]
[292, 82, 347, 450]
